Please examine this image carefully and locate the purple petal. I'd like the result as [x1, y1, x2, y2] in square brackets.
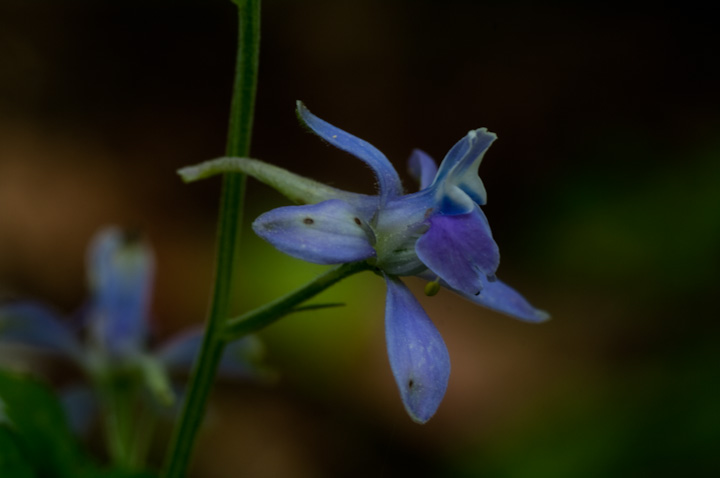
[407, 149, 438, 191]
[432, 129, 496, 211]
[0, 302, 82, 361]
[384, 275, 450, 424]
[155, 328, 269, 379]
[448, 275, 550, 323]
[253, 199, 376, 265]
[86, 227, 154, 357]
[415, 207, 500, 296]
[296, 101, 403, 204]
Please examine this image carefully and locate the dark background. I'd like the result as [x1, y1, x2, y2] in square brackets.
[1, 1, 718, 477]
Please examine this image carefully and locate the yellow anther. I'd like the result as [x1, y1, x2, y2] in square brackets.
[424, 279, 441, 297]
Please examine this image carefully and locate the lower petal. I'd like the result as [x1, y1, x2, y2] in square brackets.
[415, 207, 499, 295]
[384, 275, 450, 424]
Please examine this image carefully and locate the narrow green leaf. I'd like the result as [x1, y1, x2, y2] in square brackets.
[290, 302, 346, 313]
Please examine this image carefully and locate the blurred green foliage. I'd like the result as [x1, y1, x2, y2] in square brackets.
[450, 346, 720, 477]
[540, 137, 720, 299]
[0, 371, 156, 478]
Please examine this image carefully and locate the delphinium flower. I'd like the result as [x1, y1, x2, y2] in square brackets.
[0, 227, 268, 434]
[179, 102, 549, 423]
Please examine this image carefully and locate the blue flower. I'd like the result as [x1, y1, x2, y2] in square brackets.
[0, 227, 269, 425]
[249, 103, 549, 423]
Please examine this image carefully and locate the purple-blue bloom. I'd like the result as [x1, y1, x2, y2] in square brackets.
[0, 227, 267, 415]
[251, 102, 549, 423]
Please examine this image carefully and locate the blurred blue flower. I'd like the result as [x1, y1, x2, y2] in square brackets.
[251, 103, 549, 423]
[0, 227, 269, 427]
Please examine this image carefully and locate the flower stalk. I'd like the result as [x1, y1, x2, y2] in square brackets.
[161, 0, 261, 476]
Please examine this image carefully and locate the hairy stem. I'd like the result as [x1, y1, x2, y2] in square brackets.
[161, 1, 260, 476]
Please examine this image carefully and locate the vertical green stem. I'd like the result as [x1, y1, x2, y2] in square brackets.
[161, 1, 260, 476]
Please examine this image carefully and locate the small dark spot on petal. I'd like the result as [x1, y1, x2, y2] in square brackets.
[474, 290, 481, 296]
[303, 217, 314, 225]
[354, 217, 362, 225]
[408, 379, 414, 389]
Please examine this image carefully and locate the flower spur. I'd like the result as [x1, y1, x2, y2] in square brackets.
[179, 102, 549, 423]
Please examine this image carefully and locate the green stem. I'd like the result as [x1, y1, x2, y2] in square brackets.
[161, 1, 260, 477]
[177, 156, 364, 207]
[224, 262, 374, 341]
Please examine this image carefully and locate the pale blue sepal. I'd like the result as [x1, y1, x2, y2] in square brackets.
[407, 149, 438, 191]
[384, 275, 450, 424]
[432, 128, 496, 211]
[415, 206, 500, 296]
[86, 227, 154, 357]
[0, 302, 83, 361]
[296, 101, 404, 204]
[253, 199, 376, 265]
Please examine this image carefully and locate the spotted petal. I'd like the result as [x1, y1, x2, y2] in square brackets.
[415, 206, 500, 296]
[297, 101, 403, 204]
[384, 275, 450, 424]
[0, 302, 82, 361]
[407, 149, 438, 191]
[86, 227, 154, 357]
[432, 128, 496, 212]
[253, 199, 376, 265]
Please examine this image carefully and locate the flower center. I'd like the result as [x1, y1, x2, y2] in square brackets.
[371, 191, 435, 276]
